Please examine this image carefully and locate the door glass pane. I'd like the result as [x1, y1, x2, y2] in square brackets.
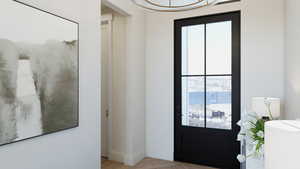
[182, 25, 205, 75]
[206, 76, 232, 130]
[206, 21, 232, 75]
[182, 77, 205, 127]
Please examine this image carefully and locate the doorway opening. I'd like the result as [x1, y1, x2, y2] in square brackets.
[101, 3, 127, 164]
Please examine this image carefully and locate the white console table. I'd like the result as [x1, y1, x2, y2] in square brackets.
[265, 120, 300, 169]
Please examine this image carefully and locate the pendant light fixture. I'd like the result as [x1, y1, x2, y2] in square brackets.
[131, 0, 223, 12]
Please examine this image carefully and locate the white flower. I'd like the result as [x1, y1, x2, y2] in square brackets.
[257, 131, 264, 138]
[253, 140, 259, 145]
[237, 120, 242, 126]
[237, 109, 266, 160]
[236, 120, 244, 127]
[237, 154, 246, 163]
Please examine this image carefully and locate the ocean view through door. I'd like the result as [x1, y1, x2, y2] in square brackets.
[174, 12, 241, 169]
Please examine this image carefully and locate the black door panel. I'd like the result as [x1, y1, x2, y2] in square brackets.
[174, 11, 241, 169]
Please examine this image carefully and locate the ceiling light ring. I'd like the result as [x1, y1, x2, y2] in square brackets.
[145, 0, 206, 8]
[131, 0, 220, 12]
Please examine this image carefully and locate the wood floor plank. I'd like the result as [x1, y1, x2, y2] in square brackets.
[101, 158, 218, 169]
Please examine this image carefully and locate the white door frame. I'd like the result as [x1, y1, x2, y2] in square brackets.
[101, 13, 113, 159]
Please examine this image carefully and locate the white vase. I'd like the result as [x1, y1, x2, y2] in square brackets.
[246, 157, 264, 169]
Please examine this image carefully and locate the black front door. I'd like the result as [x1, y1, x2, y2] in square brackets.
[174, 11, 241, 169]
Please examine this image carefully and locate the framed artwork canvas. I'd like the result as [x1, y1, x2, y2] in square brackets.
[0, 0, 79, 146]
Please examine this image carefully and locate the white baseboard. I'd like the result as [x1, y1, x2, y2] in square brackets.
[109, 150, 145, 166]
[124, 151, 145, 166]
[109, 150, 124, 163]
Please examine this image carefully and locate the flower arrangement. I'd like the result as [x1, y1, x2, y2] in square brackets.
[236, 99, 277, 163]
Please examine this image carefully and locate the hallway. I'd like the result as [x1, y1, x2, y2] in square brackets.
[102, 158, 218, 169]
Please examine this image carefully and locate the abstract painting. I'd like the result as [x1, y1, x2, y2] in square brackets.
[0, 1, 79, 146]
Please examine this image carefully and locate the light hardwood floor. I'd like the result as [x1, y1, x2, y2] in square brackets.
[102, 158, 218, 169]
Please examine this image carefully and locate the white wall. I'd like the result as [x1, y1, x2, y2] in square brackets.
[0, 0, 101, 169]
[107, 12, 127, 162]
[285, 0, 300, 120]
[103, 0, 146, 165]
[124, 13, 146, 165]
[242, 0, 285, 112]
[145, 0, 285, 161]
